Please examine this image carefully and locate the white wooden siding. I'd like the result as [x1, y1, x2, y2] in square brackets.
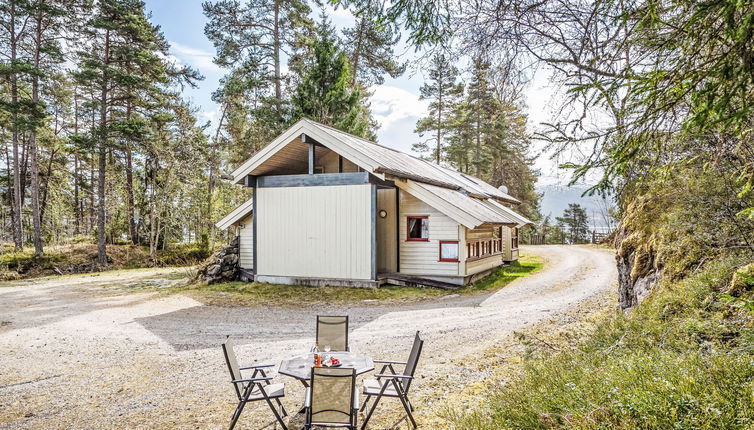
[466, 254, 504, 275]
[238, 214, 254, 269]
[398, 190, 460, 276]
[256, 184, 372, 280]
[376, 188, 397, 272]
[502, 226, 519, 261]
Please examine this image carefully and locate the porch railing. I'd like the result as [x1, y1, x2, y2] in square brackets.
[466, 237, 503, 261]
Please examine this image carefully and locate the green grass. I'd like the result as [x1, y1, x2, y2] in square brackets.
[176, 253, 543, 306]
[451, 257, 754, 430]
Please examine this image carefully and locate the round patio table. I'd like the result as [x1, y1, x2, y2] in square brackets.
[279, 352, 374, 387]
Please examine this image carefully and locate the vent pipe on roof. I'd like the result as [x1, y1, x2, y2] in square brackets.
[498, 185, 509, 194]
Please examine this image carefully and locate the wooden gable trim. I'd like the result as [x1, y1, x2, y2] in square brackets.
[232, 119, 387, 184]
[215, 197, 254, 230]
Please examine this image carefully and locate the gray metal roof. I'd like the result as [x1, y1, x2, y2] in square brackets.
[413, 182, 519, 226]
[307, 120, 520, 204]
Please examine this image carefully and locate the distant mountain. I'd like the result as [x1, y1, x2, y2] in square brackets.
[537, 184, 616, 229]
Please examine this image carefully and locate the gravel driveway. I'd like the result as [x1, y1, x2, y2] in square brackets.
[0, 245, 616, 429]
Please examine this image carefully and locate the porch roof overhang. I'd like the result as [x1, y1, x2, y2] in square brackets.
[395, 179, 518, 230]
[216, 197, 253, 231]
[485, 200, 534, 227]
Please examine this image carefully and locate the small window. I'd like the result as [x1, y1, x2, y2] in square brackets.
[407, 216, 429, 241]
[439, 241, 459, 262]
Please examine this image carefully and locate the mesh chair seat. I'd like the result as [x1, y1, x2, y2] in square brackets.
[244, 382, 285, 401]
[363, 379, 401, 397]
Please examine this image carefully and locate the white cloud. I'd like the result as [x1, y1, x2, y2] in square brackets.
[370, 85, 429, 152]
[370, 85, 428, 130]
[169, 41, 223, 74]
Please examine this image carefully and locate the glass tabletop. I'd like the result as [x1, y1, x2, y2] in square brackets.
[278, 352, 374, 380]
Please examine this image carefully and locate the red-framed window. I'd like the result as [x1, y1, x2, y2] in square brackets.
[439, 240, 460, 262]
[406, 216, 429, 241]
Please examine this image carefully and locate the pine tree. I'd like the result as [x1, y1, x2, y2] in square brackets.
[74, 0, 199, 266]
[413, 53, 463, 163]
[0, 0, 33, 250]
[342, 3, 406, 87]
[20, 0, 79, 255]
[203, 0, 312, 158]
[290, 16, 374, 139]
[557, 203, 590, 244]
[465, 57, 498, 177]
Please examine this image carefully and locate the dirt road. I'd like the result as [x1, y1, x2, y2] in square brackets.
[0, 245, 616, 429]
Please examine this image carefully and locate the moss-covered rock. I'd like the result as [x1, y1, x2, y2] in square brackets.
[725, 263, 754, 297]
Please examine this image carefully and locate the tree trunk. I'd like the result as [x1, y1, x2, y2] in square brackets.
[74, 154, 80, 235]
[206, 106, 227, 251]
[29, 11, 44, 255]
[73, 93, 81, 235]
[9, 1, 24, 250]
[350, 18, 364, 86]
[475, 110, 481, 177]
[125, 103, 137, 244]
[436, 72, 443, 164]
[97, 30, 110, 267]
[273, 0, 281, 103]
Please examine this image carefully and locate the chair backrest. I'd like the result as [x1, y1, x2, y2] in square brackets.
[222, 336, 243, 398]
[316, 315, 349, 351]
[308, 366, 356, 426]
[402, 331, 424, 393]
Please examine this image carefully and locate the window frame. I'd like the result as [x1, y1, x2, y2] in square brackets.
[438, 240, 460, 262]
[406, 216, 429, 242]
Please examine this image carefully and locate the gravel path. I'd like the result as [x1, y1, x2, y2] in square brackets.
[0, 245, 616, 429]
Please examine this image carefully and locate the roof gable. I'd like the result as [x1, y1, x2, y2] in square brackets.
[216, 197, 254, 230]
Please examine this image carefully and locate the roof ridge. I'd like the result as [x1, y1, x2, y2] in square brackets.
[304, 118, 405, 154]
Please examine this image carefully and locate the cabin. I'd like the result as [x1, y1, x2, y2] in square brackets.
[216, 119, 532, 288]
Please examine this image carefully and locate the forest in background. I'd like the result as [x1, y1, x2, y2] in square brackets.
[0, 0, 541, 275]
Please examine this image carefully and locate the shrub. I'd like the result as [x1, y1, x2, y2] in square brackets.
[454, 259, 754, 429]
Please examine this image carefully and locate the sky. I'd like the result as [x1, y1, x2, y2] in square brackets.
[144, 0, 603, 218]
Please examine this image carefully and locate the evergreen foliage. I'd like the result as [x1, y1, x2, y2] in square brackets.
[413, 53, 463, 164]
[290, 15, 375, 139]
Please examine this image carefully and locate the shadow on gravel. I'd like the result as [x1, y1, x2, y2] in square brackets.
[135, 293, 490, 351]
[0, 286, 154, 332]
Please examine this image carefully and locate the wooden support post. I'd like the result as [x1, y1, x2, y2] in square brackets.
[248, 175, 257, 275]
[371, 183, 377, 281]
[308, 143, 315, 174]
[338, 155, 343, 173]
[395, 189, 400, 272]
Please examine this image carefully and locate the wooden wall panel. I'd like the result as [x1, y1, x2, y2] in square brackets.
[256, 184, 372, 280]
[398, 190, 460, 276]
[238, 214, 254, 269]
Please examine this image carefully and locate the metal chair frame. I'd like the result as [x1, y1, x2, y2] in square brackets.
[360, 331, 423, 429]
[222, 336, 288, 430]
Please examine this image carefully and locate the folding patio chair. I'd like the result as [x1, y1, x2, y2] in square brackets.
[360, 331, 423, 429]
[316, 315, 350, 352]
[222, 336, 288, 430]
[304, 366, 359, 429]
